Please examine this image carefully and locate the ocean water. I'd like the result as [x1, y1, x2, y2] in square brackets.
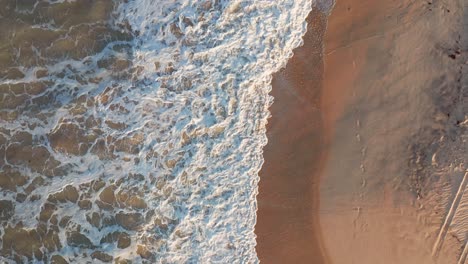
[0, 0, 312, 263]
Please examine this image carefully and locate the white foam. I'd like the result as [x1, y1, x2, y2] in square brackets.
[1, 0, 315, 262]
[114, 0, 313, 262]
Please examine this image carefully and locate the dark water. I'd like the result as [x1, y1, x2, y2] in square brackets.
[0, 1, 139, 263]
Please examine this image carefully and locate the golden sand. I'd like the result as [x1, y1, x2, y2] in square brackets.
[256, 0, 467, 263]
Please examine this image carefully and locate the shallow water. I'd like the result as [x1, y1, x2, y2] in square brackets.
[0, 0, 312, 262]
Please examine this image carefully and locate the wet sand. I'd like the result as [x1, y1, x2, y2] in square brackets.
[257, 0, 467, 263]
[255, 6, 330, 264]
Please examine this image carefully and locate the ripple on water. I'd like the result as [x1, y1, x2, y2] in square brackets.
[0, 0, 313, 262]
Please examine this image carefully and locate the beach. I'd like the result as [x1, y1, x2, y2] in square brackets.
[257, 0, 467, 263]
[0, 0, 465, 262]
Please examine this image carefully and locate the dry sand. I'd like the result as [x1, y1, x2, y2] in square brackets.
[321, 0, 467, 263]
[256, 0, 467, 263]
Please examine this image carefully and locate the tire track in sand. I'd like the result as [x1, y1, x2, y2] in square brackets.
[432, 171, 468, 258]
[457, 238, 468, 264]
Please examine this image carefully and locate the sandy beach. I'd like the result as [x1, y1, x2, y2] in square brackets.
[257, 0, 467, 263]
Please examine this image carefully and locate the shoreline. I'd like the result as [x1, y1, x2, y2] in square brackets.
[255, 5, 331, 264]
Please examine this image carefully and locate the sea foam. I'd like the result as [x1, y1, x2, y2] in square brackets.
[0, 0, 312, 263]
[114, 1, 312, 261]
